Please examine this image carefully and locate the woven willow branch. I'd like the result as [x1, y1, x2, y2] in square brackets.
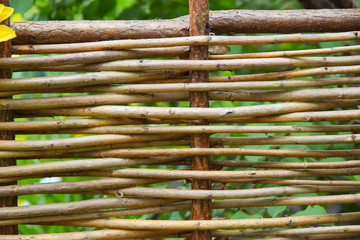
[2, 194, 359, 226]
[0, 134, 185, 151]
[0, 71, 181, 91]
[257, 233, 360, 240]
[0, 47, 188, 69]
[215, 109, 360, 123]
[2, 165, 360, 180]
[59, 147, 360, 158]
[167, 65, 360, 83]
[23, 211, 360, 230]
[0, 134, 357, 151]
[24, 126, 360, 136]
[0, 178, 169, 197]
[82, 168, 360, 180]
[218, 179, 360, 186]
[2, 158, 360, 181]
[2, 65, 360, 93]
[0, 230, 175, 240]
[0, 118, 148, 131]
[211, 225, 360, 237]
[19, 55, 360, 72]
[3, 77, 360, 99]
[11, 31, 360, 54]
[213, 159, 360, 169]
[0, 197, 181, 220]
[5, 184, 357, 198]
[14, 100, 360, 119]
[74, 81, 360, 94]
[212, 134, 360, 145]
[0, 157, 184, 178]
[4, 146, 360, 159]
[211, 44, 360, 59]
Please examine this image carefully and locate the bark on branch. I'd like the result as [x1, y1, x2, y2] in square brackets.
[11, 9, 360, 44]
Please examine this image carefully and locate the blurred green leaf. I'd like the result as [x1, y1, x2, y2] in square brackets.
[293, 205, 327, 217]
[267, 206, 287, 217]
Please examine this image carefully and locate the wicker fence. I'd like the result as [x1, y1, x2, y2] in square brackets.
[1, 1, 360, 239]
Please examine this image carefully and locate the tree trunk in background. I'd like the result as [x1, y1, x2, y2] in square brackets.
[298, 0, 356, 9]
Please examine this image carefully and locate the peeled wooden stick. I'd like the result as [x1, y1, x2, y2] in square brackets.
[81, 168, 360, 180]
[212, 134, 360, 145]
[2, 194, 360, 226]
[14, 124, 360, 135]
[14, 100, 360, 120]
[212, 159, 360, 169]
[0, 229, 178, 240]
[0, 47, 188, 69]
[0, 93, 187, 110]
[217, 179, 360, 186]
[0, 197, 180, 220]
[92, 186, 360, 199]
[76, 81, 360, 94]
[0, 118, 139, 131]
[2, 165, 360, 180]
[2, 66, 360, 97]
[3, 77, 360, 98]
[258, 233, 360, 240]
[6, 63, 360, 96]
[215, 109, 360, 123]
[0, 157, 184, 178]
[61, 146, 357, 159]
[9, 133, 357, 151]
[11, 32, 360, 54]
[3, 164, 360, 183]
[8, 107, 360, 129]
[0, 134, 184, 151]
[210, 87, 360, 101]
[1, 181, 357, 198]
[168, 65, 360, 83]
[19, 55, 360, 72]
[210, 225, 360, 238]
[0, 138, 189, 159]
[0, 178, 167, 197]
[211, 44, 360, 59]
[0, 136, 187, 159]
[0, 71, 180, 92]
[5, 146, 360, 159]
[26, 211, 360, 230]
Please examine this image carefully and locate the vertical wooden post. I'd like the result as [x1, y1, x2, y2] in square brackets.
[189, 0, 212, 239]
[0, 0, 17, 235]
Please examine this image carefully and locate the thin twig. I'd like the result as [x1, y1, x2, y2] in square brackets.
[11, 32, 360, 54]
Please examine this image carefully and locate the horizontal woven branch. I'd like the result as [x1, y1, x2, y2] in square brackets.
[14, 100, 359, 119]
[9, 124, 360, 135]
[11, 10, 360, 45]
[2, 194, 359, 226]
[2, 65, 359, 95]
[25, 211, 360, 230]
[11, 32, 360, 54]
[18, 55, 360, 72]
[0, 47, 188, 69]
[211, 44, 360, 59]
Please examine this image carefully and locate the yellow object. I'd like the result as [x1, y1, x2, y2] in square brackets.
[11, 13, 23, 22]
[0, 4, 16, 42]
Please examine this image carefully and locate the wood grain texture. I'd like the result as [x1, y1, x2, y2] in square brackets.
[11, 9, 360, 44]
[0, 0, 17, 235]
[189, 0, 212, 239]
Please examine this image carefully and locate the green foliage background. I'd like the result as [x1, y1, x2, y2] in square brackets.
[8, 0, 360, 238]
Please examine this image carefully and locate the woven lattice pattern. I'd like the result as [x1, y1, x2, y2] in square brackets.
[1, 11, 360, 239]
